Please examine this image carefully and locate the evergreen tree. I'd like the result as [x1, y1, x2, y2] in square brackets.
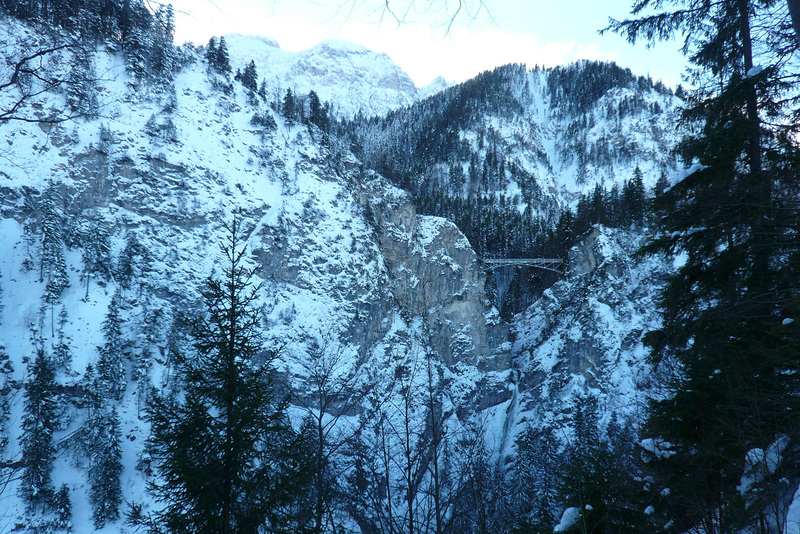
[80, 213, 112, 299]
[86, 403, 123, 528]
[39, 181, 68, 296]
[117, 229, 151, 295]
[609, 3, 800, 531]
[66, 45, 98, 119]
[215, 36, 231, 75]
[205, 36, 219, 74]
[307, 90, 328, 131]
[511, 425, 559, 532]
[258, 78, 268, 100]
[620, 166, 646, 225]
[51, 306, 72, 372]
[654, 170, 670, 196]
[19, 349, 58, 511]
[556, 395, 647, 534]
[150, 3, 176, 81]
[0, 343, 13, 459]
[239, 60, 258, 92]
[282, 88, 297, 123]
[52, 484, 73, 531]
[96, 293, 126, 400]
[121, 0, 154, 83]
[144, 218, 314, 533]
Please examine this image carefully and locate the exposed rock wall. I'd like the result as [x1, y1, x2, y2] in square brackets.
[355, 172, 510, 370]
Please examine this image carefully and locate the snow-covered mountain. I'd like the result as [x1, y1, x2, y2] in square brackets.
[7, 11, 795, 534]
[222, 33, 424, 117]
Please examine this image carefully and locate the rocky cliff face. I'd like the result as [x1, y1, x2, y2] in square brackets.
[223, 34, 422, 117]
[511, 225, 669, 436]
[0, 15, 692, 532]
[356, 173, 510, 369]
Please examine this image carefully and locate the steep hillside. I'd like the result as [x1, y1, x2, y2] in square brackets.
[7, 9, 791, 534]
[348, 62, 681, 318]
[221, 33, 424, 118]
[0, 16, 510, 532]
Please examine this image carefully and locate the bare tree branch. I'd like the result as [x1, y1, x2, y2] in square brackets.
[325, 0, 493, 35]
[0, 38, 96, 124]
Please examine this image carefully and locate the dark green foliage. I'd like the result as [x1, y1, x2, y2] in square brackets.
[66, 45, 98, 119]
[510, 425, 559, 532]
[205, 37, 220, 75]
[117, 229, 152, 295]
[150, 3, 176, 82]
[609, 1, 800, 532]
[547, 60, 666, 115]
[556, 396, 649, 534]
[207, 36, 231, 75]
[282, 88, 297, 123]
[86, 405, 123, 528]
[52, 484, 73, 531]
[237, 60, 258, 92]
[51, 307, 71, 372]
[0, 344, 14, 459]
[250, 111, 277, 131]
[20, 350, 58, 511]
[79, 213, 112, 298]
[39, 181, 68, 303]
[96, 293, 127, 400]
[307, 90, 329, 132]
[144, 219, 314, 534]
[1, 0, 177, 83]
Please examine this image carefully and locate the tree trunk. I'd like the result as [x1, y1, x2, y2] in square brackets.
[738, 0, 762, 175]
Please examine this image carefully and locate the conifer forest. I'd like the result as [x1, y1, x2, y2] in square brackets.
[0, 0, 798, 533]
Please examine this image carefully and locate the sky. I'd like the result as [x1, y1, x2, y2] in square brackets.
[168, 0, 688, 88]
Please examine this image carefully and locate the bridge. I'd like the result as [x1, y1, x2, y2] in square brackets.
[482, 258, 564, 273]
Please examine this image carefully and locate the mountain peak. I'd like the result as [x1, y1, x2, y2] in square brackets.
[222, 32, 281, 51]
[313, 39, 371, 54]
[222, 33, 422, 117]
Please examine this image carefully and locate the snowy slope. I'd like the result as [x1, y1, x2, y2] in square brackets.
[510, 226, 670, 447]
[0, 14, 729, 534]
[358, 62, 682, 222]
[0, 18, 508, 531]
[223, 33, 422, 118]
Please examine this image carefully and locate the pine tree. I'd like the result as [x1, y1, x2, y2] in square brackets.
[144, 218, 314, 533]
[52, 484, 73, 531]
[282, 88, 297, 123]
[51, 306, 72, 372]
[609, 2, 800, 531]
[80, 213, 112, 299]
[117, 229, 151, 295]
[120, 0, 153, 82]
[66, 45, 98, 119]
[0, 344, 13, 459]
[239, 60, 258, 92]
[654, 170, 670, 196]
[19, 349, 59, 511]
[307, 90, 328, 131]
[511, 425, 559, 531]
[150, 3, 176, 81]
[86, 403, 123, 528]
[39, 181, 68, 295]
[556, 395, 647, 534]
[215, 36, 231, 75]
[96, 293, 126, 400]
[205, 36, 217, 70]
